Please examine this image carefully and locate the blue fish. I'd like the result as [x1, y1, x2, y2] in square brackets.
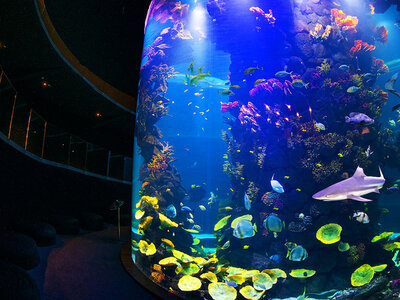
[271, 174, 285, 193]
[165, 204, 177, 218]
[225, 280, 238, 288]
[275, 70, 292, 78]
[339, 65, 350, 71]
[269, 254, 282, 263]
[181, 206, 193, 213]
[363, 73, 375, 80]
[244, 192, 251, 210]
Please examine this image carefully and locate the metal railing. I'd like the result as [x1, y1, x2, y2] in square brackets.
[0, 68, 132, 183]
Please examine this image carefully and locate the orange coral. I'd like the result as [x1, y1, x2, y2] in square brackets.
[147, 153, 170, 173]
[310, 24, 331, 40]
[331, 9, 358, 33]
[350, 40, 376, 55]
[371, 57, 389, 74]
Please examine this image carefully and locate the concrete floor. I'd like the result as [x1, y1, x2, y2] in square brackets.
[28, 226, 158, 300]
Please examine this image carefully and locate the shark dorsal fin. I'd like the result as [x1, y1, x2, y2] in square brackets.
[353, 166, 366, 178]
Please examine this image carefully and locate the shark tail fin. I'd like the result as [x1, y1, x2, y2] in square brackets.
[271, 173, 275, 181]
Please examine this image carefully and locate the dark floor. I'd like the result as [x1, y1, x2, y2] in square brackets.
[28, 226, 158, 300]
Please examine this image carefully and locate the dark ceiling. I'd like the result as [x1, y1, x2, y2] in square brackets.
[0, 0, 150, 155]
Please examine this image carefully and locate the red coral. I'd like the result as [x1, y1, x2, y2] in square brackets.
[350, 40, 375, 55]
[371, 57, 389, 74]
[374, 25, 388, 44]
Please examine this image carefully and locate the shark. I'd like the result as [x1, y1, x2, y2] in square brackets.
[312, 166, 385, 202]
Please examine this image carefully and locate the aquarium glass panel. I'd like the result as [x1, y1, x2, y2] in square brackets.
[132, 0, 400, 298]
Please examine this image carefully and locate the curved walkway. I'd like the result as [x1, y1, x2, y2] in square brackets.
[39, 226, 157, 300]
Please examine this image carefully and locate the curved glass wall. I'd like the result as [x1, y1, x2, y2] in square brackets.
[132, 0, 400, 298]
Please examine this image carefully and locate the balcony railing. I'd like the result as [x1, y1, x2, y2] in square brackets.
[0, 68, 132, 184]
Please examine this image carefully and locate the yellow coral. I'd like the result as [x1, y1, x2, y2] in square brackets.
[138, 240, 157, 256]
[316, 223, 342, 244]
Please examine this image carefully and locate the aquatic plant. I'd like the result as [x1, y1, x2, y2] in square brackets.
[316, 223, 342, 244]
[252, 273, 273, 291]
[200, 272, 218, 283]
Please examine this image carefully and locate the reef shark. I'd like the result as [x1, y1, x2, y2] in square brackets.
[312, 166, 385, 202]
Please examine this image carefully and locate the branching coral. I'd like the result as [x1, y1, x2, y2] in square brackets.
[310, 23, 332, 40]
[316, 59, 330, 76]
[371, 58, 389, 74]
[331, 9, 358, 33]
[350, 40, 376, 55]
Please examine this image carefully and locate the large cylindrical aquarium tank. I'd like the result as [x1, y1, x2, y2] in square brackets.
[132, 0, 400, 298]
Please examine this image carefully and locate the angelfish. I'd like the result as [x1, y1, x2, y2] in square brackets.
[244, 192, 251, 210]
[312, 166, 385, 202]
[271, 174, 285, 193]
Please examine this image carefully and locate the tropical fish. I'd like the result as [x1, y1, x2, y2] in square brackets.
[218, 90, 235, 96]
[214, 215, 231, 231]
[233, 219, 257, 239]
[384, 72, 400, 111]
[183, 228, 199, 233]
[193, 225, 202, 231]
[244, 66, 259, 75]
[221, 240, 230, 250]
[365, 145, 373, 158]
[339, 65, 350, 71]
[199, 205, 206, 211]
[263, 215, 284, 238]
[347, 86, 361, 93]
[312, 166, 385, 202]
[271, 174, 285, 193]
[244, 192, 251, 210]
[345, 112, 374, 125]
[387, 185, 399, 192]
[254, 78, 266, 85]
[194, 92, 202, 96]
[162, 238, 175, 248]
[353, 211, 370, 224]
[225, 280, 238, 288]
[269, 254, 282, 264]
[288, 245, 308, 261]
[315, 122, 326, 131]
[362, 73, 375, 80]
[181, 206, 193, 213]
[230, 85, 240, 89]
[165, 204, 177, 218]
[389, 119, 396, 127]
[292, 79, 308, 88]
[218, 206, 233, 212]
[275, 70, 292, 78]
[187, 218, 194, 224]
[208, 192, 217, 205]
[243, 245, 250, 249]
